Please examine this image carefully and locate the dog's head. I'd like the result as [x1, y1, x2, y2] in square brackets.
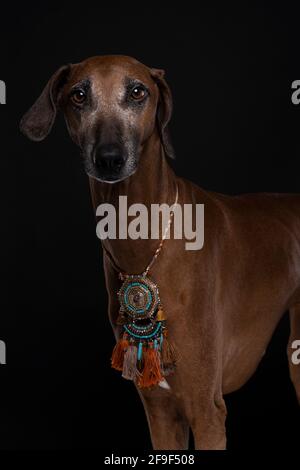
[20, 55, 174, 183]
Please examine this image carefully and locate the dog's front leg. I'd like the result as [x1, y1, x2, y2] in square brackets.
[138, 387, 190, 450]
[103, 260, 189, 449]
[189, 392, 227, 450]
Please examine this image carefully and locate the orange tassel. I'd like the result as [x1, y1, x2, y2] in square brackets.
[111, 336, 129, 371]
[161, 334, 178, 375]
[138, 344, 163, 388]
[156, 307, 166, 321]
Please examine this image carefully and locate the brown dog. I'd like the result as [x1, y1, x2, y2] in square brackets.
[20, 55, 300, 449]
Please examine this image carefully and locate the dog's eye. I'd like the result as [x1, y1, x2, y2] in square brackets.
[71, 89, 86, 105]
[130, 85, 147, 101]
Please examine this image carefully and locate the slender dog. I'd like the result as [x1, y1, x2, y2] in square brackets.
[20, 55, 300, 449]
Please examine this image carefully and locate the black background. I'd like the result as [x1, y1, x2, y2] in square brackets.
[0, 3, 299, 452]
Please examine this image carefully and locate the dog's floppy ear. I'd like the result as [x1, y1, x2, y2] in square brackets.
[150, 68, 175, 159]
[20, 64, 71, 142]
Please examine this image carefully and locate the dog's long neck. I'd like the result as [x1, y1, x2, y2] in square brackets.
[89, 131, 177, 275]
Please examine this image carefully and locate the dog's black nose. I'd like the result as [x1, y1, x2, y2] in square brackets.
[95, 144, 125, 173]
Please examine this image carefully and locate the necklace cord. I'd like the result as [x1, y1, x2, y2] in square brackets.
[101, 184, 179, 278]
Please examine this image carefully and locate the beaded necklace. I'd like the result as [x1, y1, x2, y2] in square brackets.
[103, 185, 178, 389]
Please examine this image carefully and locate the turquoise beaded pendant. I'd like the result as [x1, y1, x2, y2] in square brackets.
[111, 274, 176, 389]
[118, 274, 163, 340]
